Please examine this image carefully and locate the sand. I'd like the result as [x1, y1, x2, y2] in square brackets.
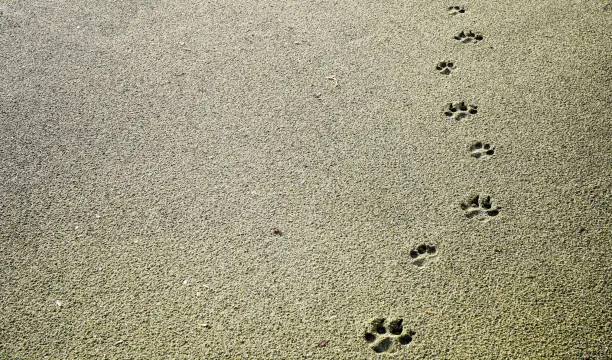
[0, 0, 610, 359]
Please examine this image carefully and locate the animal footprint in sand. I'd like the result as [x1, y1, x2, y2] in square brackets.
[470, 141, 495, 159]
[454, 30, 483, 44]
[444, 102, 478, 121]
[409, 244, 437, 267]
[436, 61, 456, 75]
[363, 318, 415, 354]
[447, 6, 466, 15]
[460, 194, 500, 220]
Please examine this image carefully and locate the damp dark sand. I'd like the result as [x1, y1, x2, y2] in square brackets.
[0, 1, 610, 358]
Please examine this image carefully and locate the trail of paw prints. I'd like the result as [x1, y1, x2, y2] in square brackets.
[444, 101, 478, 121]
[470, 141, 495, 159]
[363, 318, 415, 354]
[447, 6, 466, 15]
[454, 30, 483, 44]
[436, 60, 455, 75]
[409, 244, 437, 267]
[460, 194, 500, 220]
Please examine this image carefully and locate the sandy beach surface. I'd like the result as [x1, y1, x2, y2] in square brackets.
[1, 0, 610, 358]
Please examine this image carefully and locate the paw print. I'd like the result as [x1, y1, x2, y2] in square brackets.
[454, 30, 484, 44]
[470, 141, 495, 159]
[436, 61, 455, 75]
[444, 102, 478, 120]
[460, 194, 500, 220]
[409, 244, 437, 267]
[363, 318, 415, 354]
[447, 6, 466, 15]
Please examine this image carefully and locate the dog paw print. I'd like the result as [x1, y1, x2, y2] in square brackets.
[436, 61, 455, 75]
[470, 141, 495, 159]
[447, 6, 466, 15]
[444, 102, 478, 120]
[460, 194, 500, 220]
[409, 244, 437, 267]
[454, 30, 483, 44]
[363, 318, 415, 354]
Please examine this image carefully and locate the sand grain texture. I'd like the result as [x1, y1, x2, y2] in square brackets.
[1, 0, 610, 359]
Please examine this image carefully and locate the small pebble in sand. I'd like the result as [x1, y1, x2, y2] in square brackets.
[317, 340, 329, 348]
[195, 291, 202, 297]
[183, 279, 189, 285]
[55, 300, 62, 307]
[325, 75, 339, 87]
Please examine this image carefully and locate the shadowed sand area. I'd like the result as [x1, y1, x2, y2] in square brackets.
[1, 0, 610, 358]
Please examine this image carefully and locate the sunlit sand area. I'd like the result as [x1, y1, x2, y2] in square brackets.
[1, 1, 610, 358]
